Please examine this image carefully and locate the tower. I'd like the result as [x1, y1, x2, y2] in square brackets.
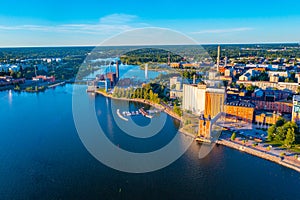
[193, 74, 196, 84]
[167, 52, 170, 66]
[116, 60, 119, 81]
[224, 56, 228, 67]
[198, 114, 212, 138]
[217, 45, 221, 72]
[145, 63, 148, 79]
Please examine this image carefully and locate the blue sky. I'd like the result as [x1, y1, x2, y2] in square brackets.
[0, 0, 299, 46]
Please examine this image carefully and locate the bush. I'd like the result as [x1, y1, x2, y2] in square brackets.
[231, 132, 236, 141]
[279, 152, 286, 157]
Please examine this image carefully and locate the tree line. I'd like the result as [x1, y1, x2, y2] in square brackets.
[267, 118, 300, 148]
[112, 84, 160, 104]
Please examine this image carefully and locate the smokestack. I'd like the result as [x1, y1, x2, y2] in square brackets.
[193, 74, 196, 84]
[217, 45, 221, 72]
[145, 63, 148, 79]
[116, 60, 119, 80]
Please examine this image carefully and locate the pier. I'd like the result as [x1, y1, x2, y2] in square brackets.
[48, 81, 66, 88]
[116, 107, 161, 121]
[139, 107, 153, 118]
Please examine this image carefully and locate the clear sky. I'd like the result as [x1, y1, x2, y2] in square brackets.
[0, 0, 299, 46]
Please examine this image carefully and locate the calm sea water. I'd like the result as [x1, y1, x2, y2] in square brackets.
[1, 84, 300, 200]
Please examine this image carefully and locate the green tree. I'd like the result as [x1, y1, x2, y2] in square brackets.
[231, 132, 236, 141]
[246, 85, 257, 93]
[267, 125, 276, 141]
[284, 128, 295, 148]
[275, 126, 286, 141]
[143, 89, 148, 100]
[297, 86, 300, 94]
[239, 84, 245, 90]
[275, 118, 286, 127]
[173, 104, 182, 117]
[149, 90, 154, 101]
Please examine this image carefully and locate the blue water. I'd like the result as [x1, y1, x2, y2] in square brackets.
[85, 65, 164, 81]
[0, 84, 300, 199]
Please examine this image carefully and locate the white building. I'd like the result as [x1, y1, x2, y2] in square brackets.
[292, 95, 300, 125]
[170, 76, 182, 88]
[268, 71, 289, 78]
[239, 69, 259, 81]
[224, 68, 236, 77]
[182, 84, 206, 115]
[170, 76, 183, 99]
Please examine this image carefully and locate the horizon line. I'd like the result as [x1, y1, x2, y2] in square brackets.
[0, 41, 299, 48]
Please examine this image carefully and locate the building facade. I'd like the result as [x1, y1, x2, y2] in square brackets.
[182, 84, 226, 117]
[224, 100, 255, 123]
[205, 88, 226, 118]
[182, 84, 206, 115]
[292, 95, 300, 125]
[255, 111, 281, 125]
[237, 80, 299, 93]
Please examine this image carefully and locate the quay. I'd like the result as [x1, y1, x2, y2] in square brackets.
[48, 81, 66, 88]
[216, 139, 300, 173]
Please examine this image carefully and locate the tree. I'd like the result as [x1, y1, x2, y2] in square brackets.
[297, 86, 300, 94]
[239, 84, 245, 90]
[275, 118, 286, 127]
[284, 128, 295, 148]
[143, 89, 148, 100]
[231, 132, 236, 141]
[173, 104, 182, 117]
[246, 85, 257, 93]
[149, 90, 154, 101]
[269, 118, 299, 144]
[275, 126, 286, 141]
[267, 125, 276, 141]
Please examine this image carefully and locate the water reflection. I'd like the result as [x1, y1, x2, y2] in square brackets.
[8, 90, 12, 106]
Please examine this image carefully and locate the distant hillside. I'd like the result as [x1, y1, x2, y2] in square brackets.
[120, 48, 183, 65]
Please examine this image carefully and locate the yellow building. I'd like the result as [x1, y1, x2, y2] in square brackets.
[198, 114, 212, 138]
[255, 112, 281, 125]
[205, 88, 226, 119]
[224, 100, 255, 123]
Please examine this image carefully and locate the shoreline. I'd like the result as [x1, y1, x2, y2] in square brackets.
[217, 139, 300, 173]
[94, 89, 300, 173]
[95, 90, 182, 121]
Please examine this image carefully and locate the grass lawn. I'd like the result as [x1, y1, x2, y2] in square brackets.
[266, 141, 300, 153]
[290, 145, 300, 153]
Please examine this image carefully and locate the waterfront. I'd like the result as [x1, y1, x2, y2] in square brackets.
[1, 84, 300, 199]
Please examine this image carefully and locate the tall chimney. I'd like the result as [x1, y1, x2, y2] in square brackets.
[145, 63, 148, 79]
[116, 60, 119, 80]
[193, 74, 196, 84]
[217, 45, 221, 72]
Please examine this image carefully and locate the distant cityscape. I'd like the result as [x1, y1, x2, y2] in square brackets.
[2, 44, 300, 171]
[84, 44, 300, 171]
